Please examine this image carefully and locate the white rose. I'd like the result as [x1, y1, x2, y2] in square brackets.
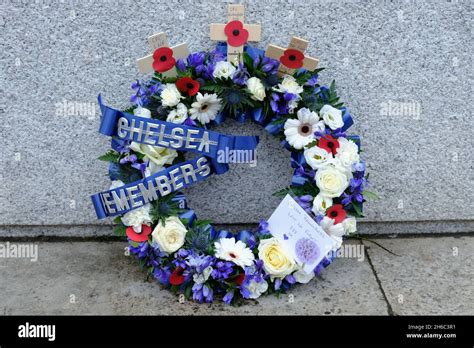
[245, 279, 269, 299]
[315, 165, 351, 198]
[335, 138, 360, 169]
[293, 267, 315, 284]
[160, 84, 182, 107]
[273, 75, 304, 95]
[166, 103, 188, 124]
[133, 106, 151, 118]
[129, 142, 178, 174]
[151, 216, 188, 253]
[121, 204, 152, 233]
[312, 194, 333, 215]
[246, 77, 266, 101]
[304, 146, 332, 170]
[342, 217, 357, 234]
[258, 237, 296, 279]
[213, 61, 236, 79]
[320, 105, 344, 130]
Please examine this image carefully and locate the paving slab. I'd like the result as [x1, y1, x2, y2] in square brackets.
[364, 236, 474, 315]
[0, 241, 386, 315]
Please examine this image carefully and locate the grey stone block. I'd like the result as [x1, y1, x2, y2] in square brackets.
[0, 240, 386, 315]
[364, 236, 474, 315]
[1, 0, 472, 231]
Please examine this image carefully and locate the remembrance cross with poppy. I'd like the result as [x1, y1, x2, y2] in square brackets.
[136, 32, 190, 77]
[210, 4, 262, 65]
[265, 36, 319, 76]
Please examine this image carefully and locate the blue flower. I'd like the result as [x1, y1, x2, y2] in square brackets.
[261, 56, 279, 74]
[305, 74, 319, 87]
[192, 283, 213, 303]
[223, 290, 234, 304]
[176, 58, 187, 72]
[130, 80, 161, 106]
[153, 266, 171, 286]
[211, 260, 234, 280]
[232, 63, 249, 86]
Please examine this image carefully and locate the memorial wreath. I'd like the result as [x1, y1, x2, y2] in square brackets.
[91, 5, 374, 304]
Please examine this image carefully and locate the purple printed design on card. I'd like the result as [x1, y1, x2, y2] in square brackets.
[295, 238, 320, 264]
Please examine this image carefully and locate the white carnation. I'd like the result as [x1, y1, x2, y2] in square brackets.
[213, 61, 236, 79]
[320, 104, 344, 130]
[160, 84, 182, 107]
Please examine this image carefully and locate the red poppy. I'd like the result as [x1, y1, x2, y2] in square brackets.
[126, 224, 152, 242]
[176, 77, 200, 96]
[318, 135, 340, 155]
[169, 267, 185, 285]
[152, 47, 176, 73]
[326, 204, 347, 225]
[234, 273, 245, 286]
[279, 48, 305, 69]
[224, 20, 249, 47]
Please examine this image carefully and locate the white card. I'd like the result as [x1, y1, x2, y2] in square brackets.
[267, 194, 338, 273]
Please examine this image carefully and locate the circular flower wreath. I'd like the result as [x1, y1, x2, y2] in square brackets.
[100, 43, 372, 304]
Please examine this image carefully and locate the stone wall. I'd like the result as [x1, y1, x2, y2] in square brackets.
[1, 0, 472, 235]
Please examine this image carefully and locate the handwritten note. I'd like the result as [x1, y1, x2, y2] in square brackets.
[267, 194, 338, 273]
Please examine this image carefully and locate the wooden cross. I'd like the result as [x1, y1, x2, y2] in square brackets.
[265, 36, 319, 76]
[136, 32, 189, 77]
[210, 4, 261, 65]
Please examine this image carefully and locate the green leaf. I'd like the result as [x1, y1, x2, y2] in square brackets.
[184, 284, 193, 299]
[98, 150, 120, 163]
[351, 202, 365, 217]
[114, 224, 127, 237]
[362, 190, 379, 200]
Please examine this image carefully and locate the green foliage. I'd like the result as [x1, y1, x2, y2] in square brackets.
[362, 190, 379, 200]
[98, 150, 120, 163]
[150, 193, 186, 225]
[273, 181, 319, 198]
[349, 201, 365, 218]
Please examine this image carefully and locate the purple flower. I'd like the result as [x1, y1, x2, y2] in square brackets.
[176, 58, 187, 72]
[186, 252, 214, 274]
[274, 278, 282, 291]
[295, 238, 320, 264]
[270, 92, 297, 115]
[257, 219, 270, 236]
[295, 195, 313, 215]
[232, 63, 249, 86]
[352, 161, 366, 173]
[192, 283, 213, 303]
[261, 56, 279, 74]
[285, 274, 296, 284]
[130, 80, 161, 106]
[131, 161, 148, 177]
[211, 260, 234, 280]
[153, 266, 171, 286]
[305, 74, 319, 87]
[239, 261, 268, 299]
[188, 52, 205, 67]
[223, 290, 234, 304]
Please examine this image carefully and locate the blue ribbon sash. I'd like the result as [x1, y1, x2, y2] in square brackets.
[91, 156, 213, 219]
[98, 95, 259, 162]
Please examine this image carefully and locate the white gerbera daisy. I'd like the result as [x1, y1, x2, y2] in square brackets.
[284, 107, 324, 149]
[214, 237, 255, 268]
[189, 92, 222, 124]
